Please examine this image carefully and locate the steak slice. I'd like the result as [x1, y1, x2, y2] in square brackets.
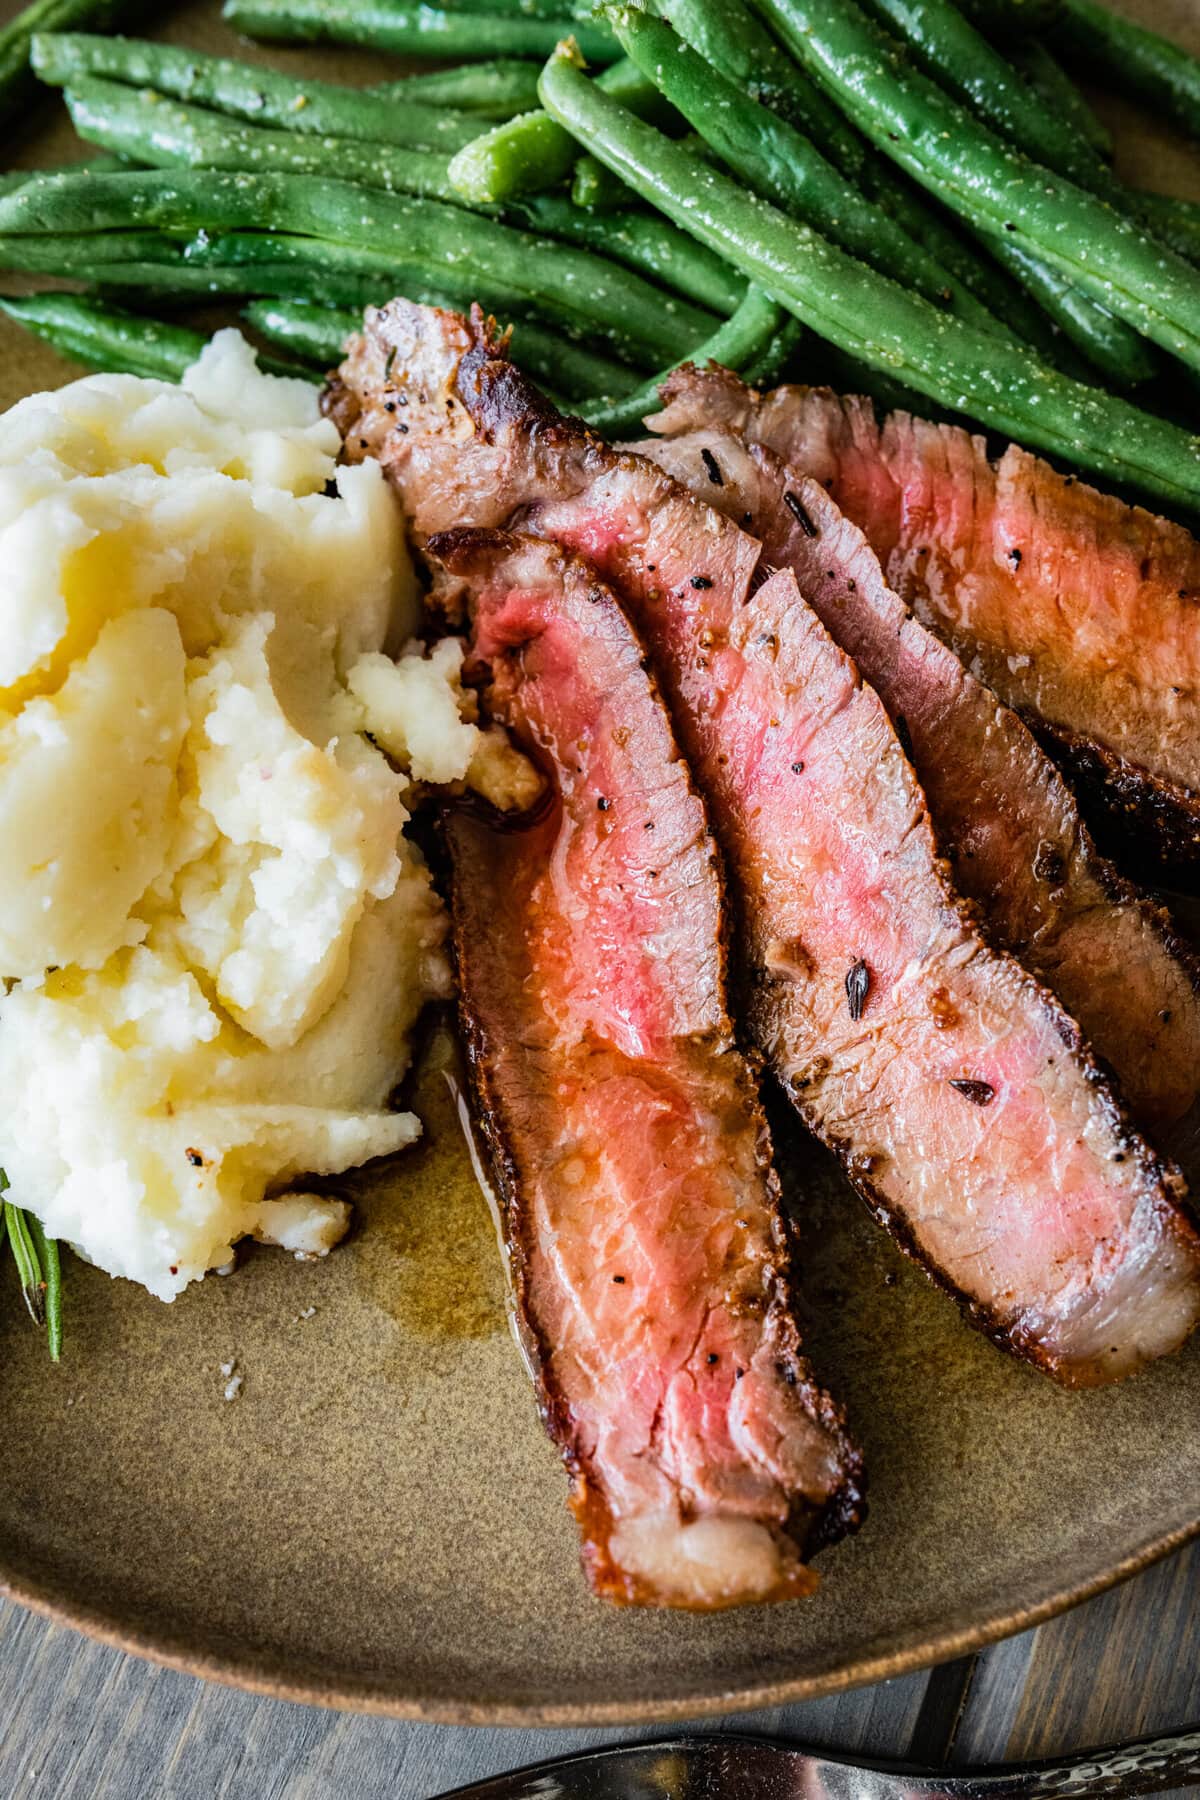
[330, 301, 1200, 1384]
[439, 527, 861, 1608]
[634, 372, 1200, 1135]
[702, 380, 1200, 875]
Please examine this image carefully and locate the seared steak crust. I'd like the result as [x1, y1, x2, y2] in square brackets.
[439, 527, 861, 1607]
[329, 302, 1200, 1384]
[636, 370, 1200, 1135]
[715, 379, 1200, 875]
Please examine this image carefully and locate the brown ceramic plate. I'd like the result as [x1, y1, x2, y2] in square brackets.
[2, 0, 1200, 1729]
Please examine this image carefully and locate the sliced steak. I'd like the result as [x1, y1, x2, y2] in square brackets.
[330, 302, 1200, 1384]
[693, 379, 1200, 874]
[633, 374, 1200, 1135]
[440, 527, 861, 1607]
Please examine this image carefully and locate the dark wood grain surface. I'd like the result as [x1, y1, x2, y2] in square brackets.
[2, 1541, 1197, 1797]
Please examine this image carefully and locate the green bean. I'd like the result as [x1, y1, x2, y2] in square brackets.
[631, 14, 1072, 364]
[0, 290, 306, 379]
[655, 0, 868, 176]
[1138, 192, 1200, 265]
[0, 288, 206, 374]
[0, 226, 479, 310]
[503, 193, 745, 314]
[0, 151, 129, 206]
[449, 57, 669, 205]
[137, 228, 659, 358]
[663, 1, 1059, 351]
[978, 226, 1159, 387]
[104, 261, 468, 308]
[861, 0, 1110, 191]
[243, 295, 639, 397]
[665, 27, 1075, 370]
[537, 43, 1200, 513]
[956, 0, 1060, 39]
[62, 76, 462, 199]
[370, 59, 542, 116]
[864, 5, 1196, 268]
[448, 109, 578, 205]
[0, 227, 664, 372]
[580, 284, 786, 434]
[571, 152, 631, 210]
[0, 225, 415, 288]
[741, 313, 803, 389]
[23, 1211, 61, 1362]
[243, 297, 359, 366]
[1011, 38, 1112, 162]
[222, 0, 619, 63]
[0, 169, 717, 366]
[754, 0, 1200, 373]
[189, 229, 557, 320]
[32, 32, 484, 150]
[616, 9, 1001, 334]
[0, 228, 199, 271]
[1052, 0, 1200, 144]
[852, 154, 1064, 355]
[0, 0, 151, 129]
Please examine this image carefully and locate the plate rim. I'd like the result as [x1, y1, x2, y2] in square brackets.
[4, 1510, 1199, 1725]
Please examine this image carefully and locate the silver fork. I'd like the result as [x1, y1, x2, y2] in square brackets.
[439, 1726, 1200, 1799]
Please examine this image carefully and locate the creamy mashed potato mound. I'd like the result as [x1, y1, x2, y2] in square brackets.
[0, 331, 519, 1302]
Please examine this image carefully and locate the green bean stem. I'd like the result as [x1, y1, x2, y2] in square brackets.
[538, 41, 1200, 512]
[571, 152, 631, 211]
[448, 56, 670, 206]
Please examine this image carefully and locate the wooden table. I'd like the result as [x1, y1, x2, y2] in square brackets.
[2, 1540, 1196, 1797]
[0, 0, 1198, 1790]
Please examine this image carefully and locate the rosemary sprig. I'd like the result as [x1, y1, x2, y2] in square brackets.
[1, 1171, 63, 1361]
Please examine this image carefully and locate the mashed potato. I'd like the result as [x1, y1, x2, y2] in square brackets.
[0, 331, 531, 1302]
